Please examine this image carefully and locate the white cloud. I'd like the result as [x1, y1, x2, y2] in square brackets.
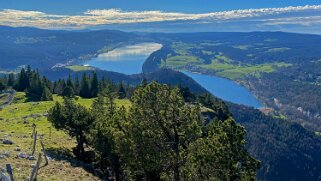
[0, 5, 321, 29]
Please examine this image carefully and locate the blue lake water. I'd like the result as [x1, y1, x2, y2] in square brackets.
[83, 43, 162, 74]
[83, 43, 262, 108]
[184, 72, 263, 108]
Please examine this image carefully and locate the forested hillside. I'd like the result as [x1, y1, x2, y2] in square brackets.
[228, 103, 321, 181]
[0, 26, 144, 69]
[142, 31, 321, 133]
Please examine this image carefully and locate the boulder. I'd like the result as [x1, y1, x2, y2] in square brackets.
[18, 152, 27, 159]
[4, 151, 10, 158]
[28, 155, 36, 160]
[2, 139, 14, 145]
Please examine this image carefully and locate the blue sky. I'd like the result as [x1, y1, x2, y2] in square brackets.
[1, 0, 321, 34]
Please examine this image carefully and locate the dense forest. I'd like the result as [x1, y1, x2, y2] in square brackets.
[246, 62, 321, 132]
[228, 103, 321, 181]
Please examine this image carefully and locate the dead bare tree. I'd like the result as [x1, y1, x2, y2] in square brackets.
[39, 140, 49, 168]
[29, 153, 42, 181]
[31, 131, 37, 156]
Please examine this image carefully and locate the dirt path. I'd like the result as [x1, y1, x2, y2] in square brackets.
[0, 90, 16, 109]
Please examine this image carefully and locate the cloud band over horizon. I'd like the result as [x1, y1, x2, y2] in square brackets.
[1, 5, 321, 33]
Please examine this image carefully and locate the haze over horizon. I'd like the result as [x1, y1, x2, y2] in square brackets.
[1, 0, 321, 34]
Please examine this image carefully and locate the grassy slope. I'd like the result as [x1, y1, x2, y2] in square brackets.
[65, 65, 95, 72]
[202, 61, 290, 79]
[0, 92, 130, 181]
[163, 42, 292, 80]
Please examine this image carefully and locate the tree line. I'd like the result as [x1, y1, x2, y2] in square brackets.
[0, 66, 52, 101]
[48, 81, 260, 181]
[0, 66, 131, 101]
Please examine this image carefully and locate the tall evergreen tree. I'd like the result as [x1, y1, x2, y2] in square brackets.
[74, 75, 80, 95]
[15, 68, 28, 91]
[41, 86, 53, 101]
[117, 82, 126, 99]
[80, 73, 91, 98]
[7, 73, 15, 87]
[91, 72, 99, 98]
[0, 81, 6, 92]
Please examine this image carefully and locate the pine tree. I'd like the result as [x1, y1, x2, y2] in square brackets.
[80, 73, 91, 98]
[48, 98, 93, 159]
[90, 72, 99, 98]
[15, 68, 28, 91]
[41, 86, 53, 101]
[127, 82, 203, 180]
[74, 75, 80, 95]
[62, 74, 75, 97]
[7, 73, 15, 87]
[0, 81, 6, 92]
[184, 119, 260, 180]
[117, 82, 126, 99]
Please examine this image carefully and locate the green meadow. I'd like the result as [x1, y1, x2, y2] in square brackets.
[0, 92, 130, 180]
[65, 65, 94, 72]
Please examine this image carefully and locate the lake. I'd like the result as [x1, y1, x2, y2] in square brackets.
[184, 72, 263, 108]
[83, 43, 162, 74]
[83, 43, 262, 108]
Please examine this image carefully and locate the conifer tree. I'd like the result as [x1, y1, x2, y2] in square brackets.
[80, 73, 91, 98]
[41, 86, 53, 101]
[0, 81, 5, 92]
[7, 73, 15, 87]
[91, 72, 99, 98]
[117, 82, 126, 99]
[48, 98, 93, 159]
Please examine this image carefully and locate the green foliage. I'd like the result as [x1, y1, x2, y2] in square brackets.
[83, 82, 259, 180]
[229, 103, 321, 181]
[91, 72, 99, 97]
[11, 66, 53, 101]
[41, 86, 53, 101]
[46, 82, 259, 180]
[0, 81, 6, 92]
[184, 119, 260, 180]
[125, 82, 203, 180]
[48, 98, 94, 159]
[117, 83, 126, 99]
[79, 73, 91, 98]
